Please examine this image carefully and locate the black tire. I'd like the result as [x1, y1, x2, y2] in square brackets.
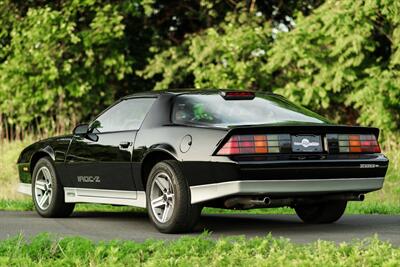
[295, 200, 347, 224]
[32, 157, 75, 218]
[146, 160, 202, 233]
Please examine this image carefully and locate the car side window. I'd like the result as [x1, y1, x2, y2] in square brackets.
[90, 98, 155, 133]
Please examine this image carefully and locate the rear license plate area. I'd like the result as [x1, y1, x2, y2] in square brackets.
[291, 135, 323, 152]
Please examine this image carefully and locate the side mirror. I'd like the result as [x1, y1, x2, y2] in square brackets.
[73, 124, 89, 135]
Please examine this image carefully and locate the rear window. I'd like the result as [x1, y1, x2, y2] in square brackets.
[172, 93, 329, 127]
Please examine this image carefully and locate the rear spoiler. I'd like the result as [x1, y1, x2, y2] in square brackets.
[213, 124, 380, 155]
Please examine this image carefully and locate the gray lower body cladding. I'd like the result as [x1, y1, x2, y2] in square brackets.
[189, 177, 384, 204]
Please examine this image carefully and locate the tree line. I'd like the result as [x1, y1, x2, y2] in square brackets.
[0, 0, 398, 140]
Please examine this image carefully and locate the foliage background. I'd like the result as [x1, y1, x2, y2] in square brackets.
[140, 0, 400, 138]
[1, 0, 398, 140]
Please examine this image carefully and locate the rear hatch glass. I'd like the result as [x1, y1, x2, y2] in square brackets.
[172, 93, 330, 127]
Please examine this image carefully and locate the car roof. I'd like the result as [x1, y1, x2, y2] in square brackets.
[122, 89, 278, 99]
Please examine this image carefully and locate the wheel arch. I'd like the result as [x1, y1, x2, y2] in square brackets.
[30, 146, 56, 175]
[141, 148, 178, 191]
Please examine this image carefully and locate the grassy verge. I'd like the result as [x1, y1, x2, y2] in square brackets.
[0, 233, 398, 266]
[0, 137, 35, 200]
[1, 137, 399, 215]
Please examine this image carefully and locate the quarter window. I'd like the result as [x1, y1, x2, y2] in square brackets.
[91, 98, 155, 133]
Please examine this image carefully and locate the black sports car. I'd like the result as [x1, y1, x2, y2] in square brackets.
[17, 90, 389, 233]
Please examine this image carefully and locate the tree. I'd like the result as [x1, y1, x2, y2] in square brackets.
[0, 0, 238, 137]
[266, 0, 400, 134]
[141, 0, 400, 135]
[0, 1, 137, 136]
[139, 12, 273, 90]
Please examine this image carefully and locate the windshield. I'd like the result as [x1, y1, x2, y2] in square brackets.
[172, 93, 329, 127]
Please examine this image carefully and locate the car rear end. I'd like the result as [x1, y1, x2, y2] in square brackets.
[205, 125, 388, 202]
[172, 91, 389, 211]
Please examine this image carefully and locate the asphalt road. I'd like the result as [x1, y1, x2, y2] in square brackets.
[1, 211, 399, 245]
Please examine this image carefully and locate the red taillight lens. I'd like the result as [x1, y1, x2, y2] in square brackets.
[217, 134, 282, 155]
[337, 134, 381, 153]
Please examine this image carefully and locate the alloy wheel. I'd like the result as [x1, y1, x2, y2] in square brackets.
[34, 166, 53, 210]
[150, 172, 175, 223]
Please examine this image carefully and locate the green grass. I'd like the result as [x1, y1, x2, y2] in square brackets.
[1, 137, 399, 215]
[0, 137, 34, 200]
[0, 233, 398, 266]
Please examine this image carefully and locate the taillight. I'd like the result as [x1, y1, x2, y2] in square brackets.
[216, 134, 290, 155]
[327, 134, 381, 153]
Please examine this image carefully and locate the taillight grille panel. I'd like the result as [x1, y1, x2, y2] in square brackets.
[217, 134, 290, 155]
[216, 133, 381, 156]
[327, 134, 380, 153]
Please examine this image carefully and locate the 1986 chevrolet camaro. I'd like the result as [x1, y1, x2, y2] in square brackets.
[17, 90, 389, 233]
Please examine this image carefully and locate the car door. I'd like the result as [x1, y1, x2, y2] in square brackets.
[65, 97, 156, 191]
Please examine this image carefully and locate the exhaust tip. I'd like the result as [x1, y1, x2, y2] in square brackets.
[358, 194, 365, 201]
[263, 197, 271, 206]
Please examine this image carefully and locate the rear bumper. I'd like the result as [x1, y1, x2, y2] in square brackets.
[190, 177, 384, 204]
[182, 154, 389, 187]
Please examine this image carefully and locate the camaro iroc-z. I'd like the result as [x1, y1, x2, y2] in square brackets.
[17, 91, 389, 233]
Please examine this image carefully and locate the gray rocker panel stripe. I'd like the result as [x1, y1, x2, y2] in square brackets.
[17, 183, 146, 208]
[189, 177, 384, 204]
[17, 184, 146, 208]
[64, 187, 147, 208]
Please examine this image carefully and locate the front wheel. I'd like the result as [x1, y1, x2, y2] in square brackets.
[295, 200, 347, 224]
[32, 157, 75, 218]
[146, 160, 202, 233]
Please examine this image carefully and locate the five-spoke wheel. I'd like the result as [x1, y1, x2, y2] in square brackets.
[150, 172, 175, 223]
[146, 160, 202, 233]
[34, 166, 53, 210]
[32, 157, 75, 218]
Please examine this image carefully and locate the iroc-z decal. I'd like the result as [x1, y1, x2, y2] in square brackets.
[77, 176, 101, 183]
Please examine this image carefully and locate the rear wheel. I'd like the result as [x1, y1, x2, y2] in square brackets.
[295, 200, 347, 224]
[146, 160, 202, 233]
[32, 157, 75, 218]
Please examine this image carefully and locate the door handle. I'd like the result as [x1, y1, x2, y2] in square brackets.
[119, 141, 131, 149]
